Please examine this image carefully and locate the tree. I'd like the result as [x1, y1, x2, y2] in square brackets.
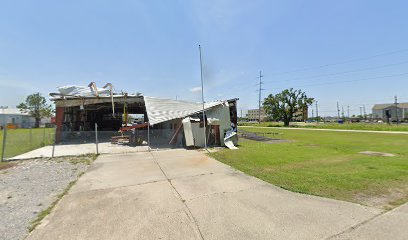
[17, 93, 53, 128]
[263, 88, 314, 127]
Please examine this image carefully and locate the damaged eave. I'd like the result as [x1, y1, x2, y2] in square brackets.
[52, 96, 144, 108]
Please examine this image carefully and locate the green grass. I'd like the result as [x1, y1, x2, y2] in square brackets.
[239, 121, 408, 132]
[0, 128, 55, 160]
[210, 128, 408, 209]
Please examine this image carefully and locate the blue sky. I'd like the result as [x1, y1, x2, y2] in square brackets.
[1, 0, 408, 116]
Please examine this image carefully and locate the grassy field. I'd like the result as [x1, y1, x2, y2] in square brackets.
[239, 121, 408, 132]
[0, 128, 55, 160]
[210, 127, 408, 209]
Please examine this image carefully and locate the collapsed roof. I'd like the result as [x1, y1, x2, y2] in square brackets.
[50, 83, 237, 126]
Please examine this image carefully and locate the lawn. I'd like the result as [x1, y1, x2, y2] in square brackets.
[210, 127, 408, 209]
[0, 128, 55, 160]
[239, 121, 408, 132]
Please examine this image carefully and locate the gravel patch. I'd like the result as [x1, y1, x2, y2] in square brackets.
[0, 157, 91, 240]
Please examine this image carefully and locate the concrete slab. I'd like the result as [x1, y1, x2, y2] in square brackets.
[186, 184, 382, 240]
[70, 152, 166, 193]
[152, 149, 234, 179]
[28, 181, 201, 240]
[331, 203, 408, 240]
[27, 149, 393, 240]
[11, 142, 150, 160]
[171, 171, 265, 200]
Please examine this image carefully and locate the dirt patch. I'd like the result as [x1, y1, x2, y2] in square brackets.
[0, 162, 17, 171]
[238, 130, 292, 144]
[354, 184, 408, 210]
[359, 151, 396, 157]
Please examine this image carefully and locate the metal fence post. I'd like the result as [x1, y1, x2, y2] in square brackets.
[95, 123, 99, 155]
[29, 128, 33, 149]
[42, 127, 46, 145]
[1, 127, 7, 162]
[147, 122, 150, 151]
[52, 127, 56, 158]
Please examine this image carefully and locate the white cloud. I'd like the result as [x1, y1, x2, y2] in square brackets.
[190, 86, 202, 93]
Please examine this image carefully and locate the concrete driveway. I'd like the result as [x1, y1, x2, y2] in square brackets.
[27, 149, 402, 240]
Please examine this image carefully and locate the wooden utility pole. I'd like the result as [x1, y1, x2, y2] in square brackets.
[315, 101, 319, 120]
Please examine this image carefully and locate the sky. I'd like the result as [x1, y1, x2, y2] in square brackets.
[1, 0, 408, 117]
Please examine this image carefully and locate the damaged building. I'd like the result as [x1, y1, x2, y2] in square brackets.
[50, 83, 239, 149]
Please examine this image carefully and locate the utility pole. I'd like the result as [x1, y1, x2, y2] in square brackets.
[198, 45, 207, 149]
[360, 106, 363, 118]
[341, 106, 345, 118]
[363, 105, 366, 119]
[315, 101, 319, 121]
[241, 109, 243, 119]
[257, 71, 265, 123]
[337, 102, 340, 119]
[311, 109, 314, 119]
[395, 95, 399, 124]
[347, 105, 350, 118]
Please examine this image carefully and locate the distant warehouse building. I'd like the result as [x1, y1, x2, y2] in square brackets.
[0, 108, 35, 128]
[246, 107, 308, 122]
[372, 103, 408, 121]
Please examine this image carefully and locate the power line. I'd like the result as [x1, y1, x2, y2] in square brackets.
[268, 48, 408, 76]
[270, 60, 408, 84]
[271, 72, 408, 90]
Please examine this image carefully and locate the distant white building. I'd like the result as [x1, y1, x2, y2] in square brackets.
[372, 103, 408, 121]
[0, 108, 35, 128]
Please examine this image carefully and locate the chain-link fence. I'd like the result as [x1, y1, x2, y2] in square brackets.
[0, 122, 187, 161]
[1, 127, 56, 161]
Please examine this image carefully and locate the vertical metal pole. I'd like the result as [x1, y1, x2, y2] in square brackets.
[42, 127, 45, 145]
[29, 128, 33, 149]
[199, 45, 207, 149]
[1, 127, 7, 162]
[52, 127, 56, 158]
[95, 123, 99, 154]
[147, 122, 150, 151]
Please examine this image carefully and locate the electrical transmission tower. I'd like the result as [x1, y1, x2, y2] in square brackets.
[257, 71, 265, 123]
[395, 96, 399, 124]
[337, 102, 340, 119]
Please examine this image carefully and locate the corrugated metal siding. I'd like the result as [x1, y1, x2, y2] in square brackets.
[144, 96, 224, 125]
[206, 103, 231, 146]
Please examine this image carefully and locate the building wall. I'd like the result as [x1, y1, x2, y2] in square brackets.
[0, 114, 35, 128]
[206, 102, 232, 146]
[372, 107, 408, 121]
[246, 108, 267, 121]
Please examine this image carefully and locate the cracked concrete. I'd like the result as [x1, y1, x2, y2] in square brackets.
[27, 149, 393, 240]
